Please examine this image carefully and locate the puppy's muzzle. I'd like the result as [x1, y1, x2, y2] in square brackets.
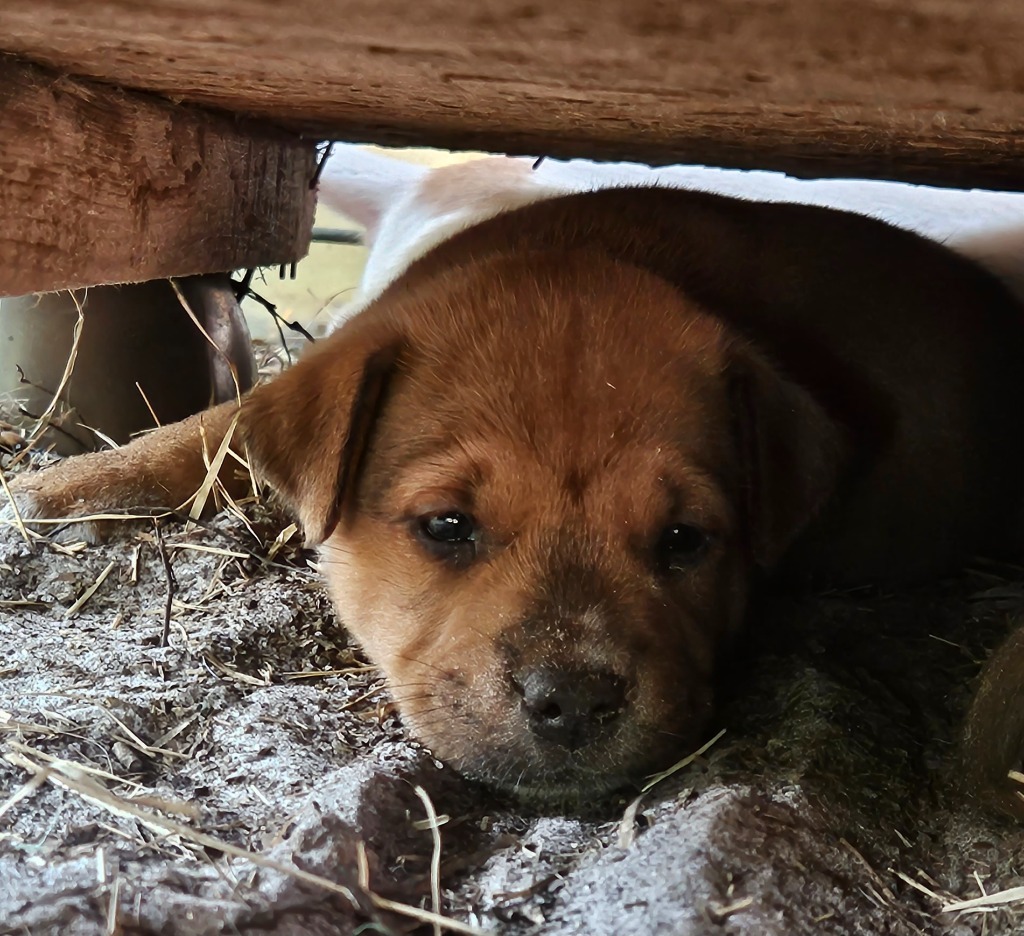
[512, 666, 627, 750]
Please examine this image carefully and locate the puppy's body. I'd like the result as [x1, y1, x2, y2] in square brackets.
[10, 173, 1024, 800]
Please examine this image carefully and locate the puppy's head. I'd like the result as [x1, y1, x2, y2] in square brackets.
[241, 248, 845, 802]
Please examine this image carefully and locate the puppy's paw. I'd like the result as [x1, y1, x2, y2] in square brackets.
[961, 625, 1024, 818]
[3, 470, 115, 544]
[1, 447, 164, 544]
[2, 404, 247, 545]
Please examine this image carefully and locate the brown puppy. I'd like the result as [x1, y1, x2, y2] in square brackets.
[9, 185, 1024, 802]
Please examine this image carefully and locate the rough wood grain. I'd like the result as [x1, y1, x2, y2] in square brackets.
[0, 0, 1022, 190]
[0, 57, 317, 295]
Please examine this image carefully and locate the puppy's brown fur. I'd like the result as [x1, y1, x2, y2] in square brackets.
[12, 188, 1024, 801]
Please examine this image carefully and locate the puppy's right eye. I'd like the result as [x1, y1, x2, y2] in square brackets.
[423, 511, 475, 542]
[655, 522, 710, 574]
[417, 511, 478, 565]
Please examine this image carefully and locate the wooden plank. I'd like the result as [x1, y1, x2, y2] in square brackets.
[0, 0, 1022, 191]
[0, 57, 317, 295]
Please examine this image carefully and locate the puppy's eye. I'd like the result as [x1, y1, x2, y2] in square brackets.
[417, 511, 478, 564]
[423, 511, 475, 542]
[655, 523, 710, 573]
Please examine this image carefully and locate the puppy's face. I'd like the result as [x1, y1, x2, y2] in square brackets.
[243, 248, 843, 802]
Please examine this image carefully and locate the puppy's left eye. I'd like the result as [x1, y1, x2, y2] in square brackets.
[655, 523, 710, 573]
[417, 511, 478, 565]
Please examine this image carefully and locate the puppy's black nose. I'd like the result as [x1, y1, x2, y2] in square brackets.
[514, 667, 626, 749]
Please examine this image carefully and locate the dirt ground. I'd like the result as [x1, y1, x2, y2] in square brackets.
[3, 458, 1024, 935]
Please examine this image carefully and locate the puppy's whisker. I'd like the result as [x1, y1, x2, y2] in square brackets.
[396, 704, 449, 718]
[392, 653, 451, 675]
[383, 680, 435, 688]
[385, 692, 438, 706]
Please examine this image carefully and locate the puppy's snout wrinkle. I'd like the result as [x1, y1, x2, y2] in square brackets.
[513, 667, 627, 750]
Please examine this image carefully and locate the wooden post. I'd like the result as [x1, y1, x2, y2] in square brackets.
[0, 57, 317, 295]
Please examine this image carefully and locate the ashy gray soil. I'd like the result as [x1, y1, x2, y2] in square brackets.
[3, 484, 1024, 935]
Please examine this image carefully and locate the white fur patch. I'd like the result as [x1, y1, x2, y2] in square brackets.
[319, 144, 1024, 331]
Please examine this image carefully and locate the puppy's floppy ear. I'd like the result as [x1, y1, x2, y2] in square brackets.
[730, 343, 849, 568]
[238, 322, 403, 545]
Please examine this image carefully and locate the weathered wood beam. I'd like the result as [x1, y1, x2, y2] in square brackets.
[0, 57, 317, 295]
[0, 1, 1023, 191]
